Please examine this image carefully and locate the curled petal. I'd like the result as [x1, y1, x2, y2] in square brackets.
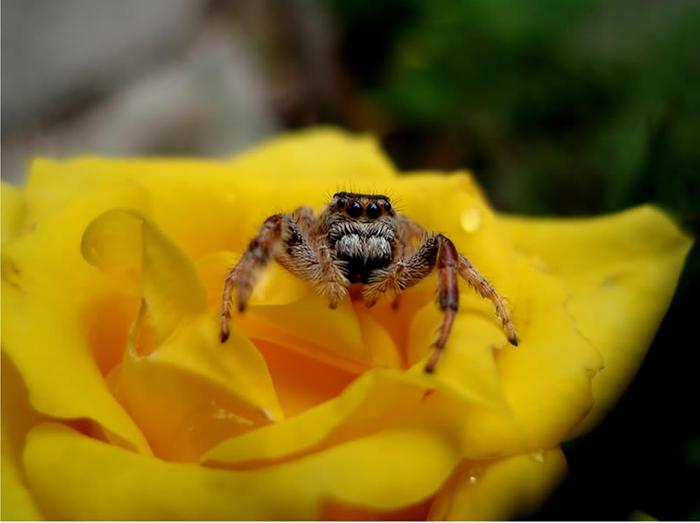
[1, 355, 43, 520]
[429, 448, 567, 520]
[2, 177, 150, 453]
[83, 210, 282, 461]
[82, 209, 207, 343]
[24, 423, 460, 520]
[502, 205, 693, 435]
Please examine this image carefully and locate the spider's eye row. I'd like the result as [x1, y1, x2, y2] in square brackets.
[347, 200, 363, 218]
[366, 202, 381, 219]
[336, 198, 347, 209]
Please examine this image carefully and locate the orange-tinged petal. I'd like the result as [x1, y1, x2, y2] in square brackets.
[24, 422, 460, 520]
[110, 309, 282, 462]
[429, 448, 567, 520]
[1, 355, 43, 521]
[82, 210, 282, 461]
[201, 361, 504, 471]
[502, 205, 693, 435]
[240, 296, 371, 373]
[201, 371, 425, 468]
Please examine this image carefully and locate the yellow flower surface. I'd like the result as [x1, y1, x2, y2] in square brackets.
[1, 129, 692, 520]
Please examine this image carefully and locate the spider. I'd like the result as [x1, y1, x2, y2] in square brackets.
[220, 192, 519, 373]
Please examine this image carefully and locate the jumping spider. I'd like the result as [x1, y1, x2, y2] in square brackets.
[220, 192, 519, 373]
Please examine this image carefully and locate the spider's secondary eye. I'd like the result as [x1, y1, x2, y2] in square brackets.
[336, 199, 346, 209]
[366, 203, 381, 219]
[381, 200, 391, 212]
[347, 201, 363, 218]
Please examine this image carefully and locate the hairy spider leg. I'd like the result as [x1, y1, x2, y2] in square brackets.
[425, 235, 460, 373]
[220, 207, 349, 343]
[457, 254, 519, 346]
[365, 214, 518, 372]
[220, 214, 283, 343]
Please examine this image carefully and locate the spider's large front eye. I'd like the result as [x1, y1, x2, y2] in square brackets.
[366, 203, 381, 219]
[347, 201, 363, 218]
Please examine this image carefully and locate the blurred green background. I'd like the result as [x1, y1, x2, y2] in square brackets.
[3, 0, 699, 519]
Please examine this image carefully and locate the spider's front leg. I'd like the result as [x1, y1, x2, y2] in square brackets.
[220, 207, 349, 343]
[364, 231, 518, 373]
[220, 214, 284, 343]
[457, 254, 519, 347]
[363, 234, 458, 372]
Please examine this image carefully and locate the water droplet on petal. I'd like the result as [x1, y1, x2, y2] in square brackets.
[460, 207, 481, 233]
[466, 465, 482, 484]
[530, 450, 546, 463]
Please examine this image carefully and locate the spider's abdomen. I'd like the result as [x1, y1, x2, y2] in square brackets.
[336, 234, 392, 283]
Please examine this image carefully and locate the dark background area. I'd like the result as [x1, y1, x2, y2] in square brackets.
[2, 0, 699, 519]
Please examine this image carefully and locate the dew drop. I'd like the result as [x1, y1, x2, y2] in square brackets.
[466, 465, 482, 484]
[530, 450, 546, 463]
[460, 207, 481, 233]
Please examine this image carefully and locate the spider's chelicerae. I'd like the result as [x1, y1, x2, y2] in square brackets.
[220, 192, 519, 373]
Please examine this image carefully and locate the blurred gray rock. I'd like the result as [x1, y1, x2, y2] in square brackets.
[1, 0, 205, 133]
[1, 3, 280, 184]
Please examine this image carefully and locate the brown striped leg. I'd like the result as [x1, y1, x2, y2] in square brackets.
[220, 214, 283, 343]
[424, 235, 459, 374]
[457, 254, 519, 346]
[292, 205, 315, 233]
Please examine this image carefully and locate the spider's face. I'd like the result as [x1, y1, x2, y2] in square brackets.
[325, 192, 398, 284]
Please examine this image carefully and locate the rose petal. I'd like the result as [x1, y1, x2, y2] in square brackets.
[406, 305, 507, 410]
[201, 370, 427, 468]
[113, 129, 398, 260]
[429, 448, 567, 520]
[82, 210, 282, 461]
[2, 177, 150, 453]
[24, 422, 459, 520]
[502, 205, 693, 435]
[1, 355, 43, 520]
[1, 182, 24, 243]
[449, 259, 603, 456]
[200, 360, 506, 471]
[82, 209, 207, 343]
[255, 340, 359, 417]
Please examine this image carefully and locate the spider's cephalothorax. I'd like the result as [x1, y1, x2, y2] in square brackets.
[220, 192, 519, 373]
[322, 192, 397, 284]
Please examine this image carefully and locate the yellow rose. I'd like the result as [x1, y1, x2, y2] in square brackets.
[1, 129, 692, 520]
